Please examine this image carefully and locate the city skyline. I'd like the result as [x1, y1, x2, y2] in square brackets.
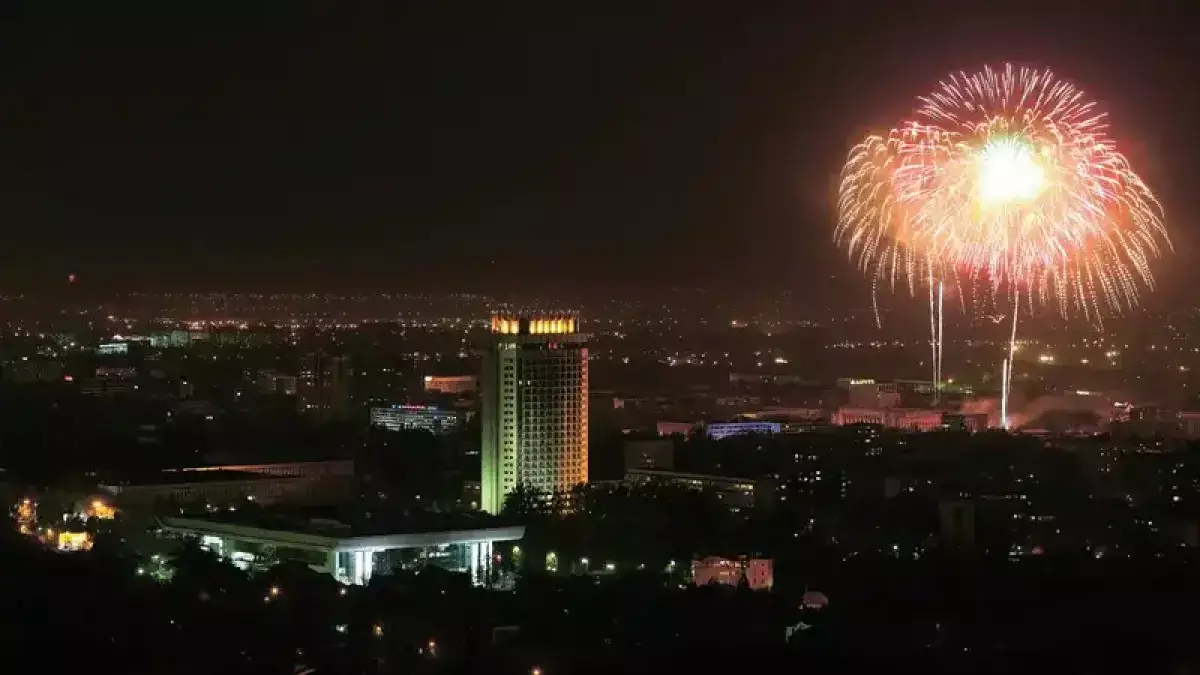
[8, 4, 1200, 672]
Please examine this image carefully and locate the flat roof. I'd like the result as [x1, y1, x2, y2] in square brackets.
[170, 460, 353, 472]
[626, 468, 755, 484]
[102, 469, 307, 487]
[158, 513, 524, 551]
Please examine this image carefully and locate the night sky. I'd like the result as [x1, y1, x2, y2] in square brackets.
[2, 3, 1197, 298]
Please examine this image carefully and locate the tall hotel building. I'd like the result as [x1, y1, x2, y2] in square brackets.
[480, 314, 589, 514]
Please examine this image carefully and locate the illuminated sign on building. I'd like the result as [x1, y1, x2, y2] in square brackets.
[370, 405, 464, 435]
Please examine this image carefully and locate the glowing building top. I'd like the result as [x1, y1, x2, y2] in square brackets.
[490, 314, 578, 336]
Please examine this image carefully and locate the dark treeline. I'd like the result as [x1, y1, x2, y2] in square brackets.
[8, 521, 1200, 674]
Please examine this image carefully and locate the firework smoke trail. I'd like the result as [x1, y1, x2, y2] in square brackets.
[835, 64, 1170, 426]
[1002, 288, 1020, 429]
[928, 273, 944, 405]
[928, 269, 938, 403]
[937, 280, 944, 402]
[1001, 357, 1009, 427]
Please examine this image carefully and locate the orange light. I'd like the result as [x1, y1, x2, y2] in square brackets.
[492, 314, 577, 335]
[88, 499, 116, 519]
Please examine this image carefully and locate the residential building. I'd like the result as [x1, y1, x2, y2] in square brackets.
[298, 352, 352, 422]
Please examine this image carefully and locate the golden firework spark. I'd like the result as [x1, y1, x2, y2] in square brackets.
[836, 64, 1170, 323]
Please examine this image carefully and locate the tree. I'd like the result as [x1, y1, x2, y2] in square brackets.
[501, 484, 548, 520]
[168, 537, 248, 596]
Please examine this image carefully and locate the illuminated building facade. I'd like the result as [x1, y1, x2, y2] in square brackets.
[692, 556, 774, 590]
[370, 404, 464, 435]
[149, 330, 191, 348]
[888, 409, 947, 431]
[157, 514, 523, 586]
[97, 342, 129, 355]
[705, 421, 781, 440]
[656, 421, 695, 437]
[833, 407, 945, 431]
[423, 375, 477, 395]
[480, 314, 588, 514]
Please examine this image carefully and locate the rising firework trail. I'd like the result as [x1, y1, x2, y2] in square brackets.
[836, 64, 1170, 426]
[927, 271, 944, 405]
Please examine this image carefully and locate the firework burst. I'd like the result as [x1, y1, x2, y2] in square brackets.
[836, 64, 1170, 324]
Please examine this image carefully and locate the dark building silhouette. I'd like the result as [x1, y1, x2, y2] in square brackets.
[298, 352, 353, 422]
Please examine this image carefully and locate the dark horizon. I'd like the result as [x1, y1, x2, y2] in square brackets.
[3, 4, 1197, 299]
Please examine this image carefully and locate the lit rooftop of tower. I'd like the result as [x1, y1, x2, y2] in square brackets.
[490, 314, 578, 335]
